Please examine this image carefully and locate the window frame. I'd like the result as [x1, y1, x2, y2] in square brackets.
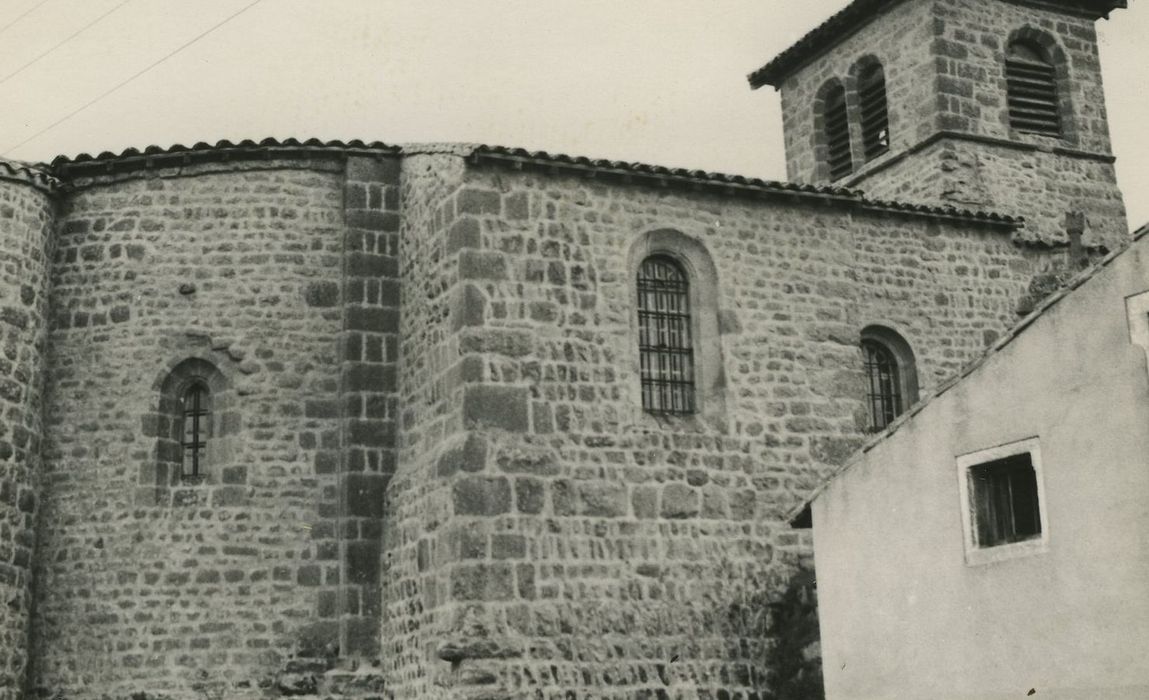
[636, 255, 696, 415]
[179, 380, 211, 481]
[1005, 39, 1062, 138]
[859, 326, 919, 433]
[627, 229, 726, 429]
[856, 60, 890, 161]
[956, 437, 1050, 566]
[823, 81, 853, 180]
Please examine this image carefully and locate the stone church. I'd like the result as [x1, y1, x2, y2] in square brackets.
[0, 0, 1130, 697]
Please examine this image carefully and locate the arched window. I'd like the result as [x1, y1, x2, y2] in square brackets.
[1006, 39, 1061, 137]
[637, 255, 695, 414]
[857, 61, 890, 160]
[823, 82, 853, 180]
[180, 382, 210, 479]
[860, 326, 919, 432]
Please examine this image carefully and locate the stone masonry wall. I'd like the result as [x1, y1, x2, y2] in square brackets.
[381, 150, 469, 698]
[777, 0, 1128, 249]
[777, 0, 936, 184]
[0, 179, 54, 700]
[30, 159, 350, 698]
[380, 154, 1056, 698]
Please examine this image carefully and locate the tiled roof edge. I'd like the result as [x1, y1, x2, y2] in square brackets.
[748, 0, 1126, 90]
[50, 138, 402, 176]
[0, 160, 60, 193]
[788, 221, 1149, 522]
[468, 145, 1022, 228]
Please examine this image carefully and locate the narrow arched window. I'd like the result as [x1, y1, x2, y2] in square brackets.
[180, 382, 210, 478]
[1006, 40, 1061, 137]
[858, 62, 890, 160]
[637, 255, 695, 414]
[824, 83, 853, 180]
[862, 339, 901, 431]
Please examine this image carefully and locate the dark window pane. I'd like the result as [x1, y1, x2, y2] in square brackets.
[824, 84, 853, 180]
[969, 452, 1041, 548]
[180, 383, 210, 478]
[859, 63, 890, 160]
[637, 256, 695, 415]
[862, 339, 901, 431]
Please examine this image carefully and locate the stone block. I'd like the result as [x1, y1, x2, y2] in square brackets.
[504, 191, 529, 220]
[346, 155, 400, 184]
[660, 483, 699, 519]
[451, 283, 486, 330]
[346, 473, 386, 518]
[514, 478, 544, 514]
[632, 486, 658, 519]
[462, 385, 530, 432]
[457, 188, 501, 216]
[452, 476, 511, 516]
[346, 540, 380, 585]
[459, 251, 508, 281]
[303, 281, 339, 307]
[436, 433, 488, 477]
[577, 481, 628, 517]
[450, 563, 514, 601]
[447, 218, 482, 253]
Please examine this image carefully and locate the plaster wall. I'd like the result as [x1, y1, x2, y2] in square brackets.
[812, 234, 1149, 699]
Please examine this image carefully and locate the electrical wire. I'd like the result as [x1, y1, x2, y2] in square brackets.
[0, 0, 51, 39]
[2, 0, 264, 156]
[0, 0, 133, 88]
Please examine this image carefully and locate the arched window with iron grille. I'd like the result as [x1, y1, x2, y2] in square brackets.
[180, 382, 210, 479]
[857, 61, 890, 160]
[862, 339, 901, 431]
[1006, 40, 1061, 137]
[637, 255, 695, 414]
[823, 82, 853, 180]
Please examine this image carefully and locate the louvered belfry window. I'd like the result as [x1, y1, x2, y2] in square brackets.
[181, 383, 210, 478]
[637, 256, 695, 414]
[824, 83, 853, 180]
[858, 63, 890, 160]
[862, 339, 901, 431]
[1006, 40, 1061, 137]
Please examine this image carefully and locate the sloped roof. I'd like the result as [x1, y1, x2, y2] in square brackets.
[0, 159, 59, 192]
[466, 145, 1021, 228]
[42, 138, 1022, 229]
[50, 137, 400, 176]
[748, 0, 1128, 90]
[791, 221, 1149, 523]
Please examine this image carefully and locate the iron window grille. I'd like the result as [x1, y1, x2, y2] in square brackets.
[968, 452, 1042, 548]
[824, 84, 853, 180]
[862, 339, 901, 431]
[637, 256, 696, 415]
[1006, 41, 1061, 137]
[180, 383, 210, 479]
[858, 63, 890, 160]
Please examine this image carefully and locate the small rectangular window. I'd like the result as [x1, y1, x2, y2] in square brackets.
[956, 437, 1048, 565]
[968, 453, 1041, 547]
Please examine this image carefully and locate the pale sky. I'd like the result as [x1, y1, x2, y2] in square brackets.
[5, 0, 1148, 228]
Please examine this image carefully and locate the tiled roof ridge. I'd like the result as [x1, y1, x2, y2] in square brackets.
[49, 137, 402, 172]
[0, 158, 60, 192]
[748, 0, 1127, 90]
[789, 221, 1149, 522]
[40, 137, 1021, 227]
[467, 144, 1021, 228]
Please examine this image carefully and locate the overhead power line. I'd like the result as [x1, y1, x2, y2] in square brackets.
[0, 0, 51, 39]
[0, 0, 133, 88]
[2, 0, 265, 157]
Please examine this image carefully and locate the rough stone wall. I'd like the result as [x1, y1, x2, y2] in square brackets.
[380, 155, 1055, 698]
[31, 160, 349, 698]
[777, 0, 936, 184]
[380, 150, 469, 698]
[336, 155, 403, 658]
[776, 0, 1128, 249]
[0, 179, 54, 700]
[852, 138, 1127, 249]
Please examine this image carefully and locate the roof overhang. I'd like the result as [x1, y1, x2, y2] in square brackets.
[748, 0, 1127, 90]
